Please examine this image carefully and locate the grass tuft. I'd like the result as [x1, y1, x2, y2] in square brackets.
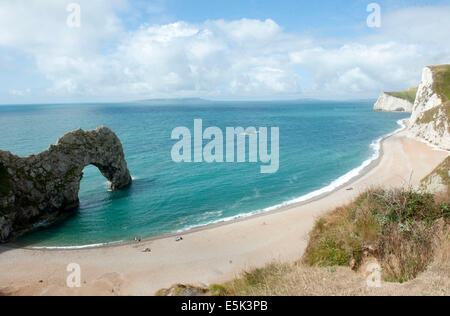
[302, 188, 449, 283]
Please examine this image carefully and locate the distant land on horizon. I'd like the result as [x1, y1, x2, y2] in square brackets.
[132, 97, 378, 104]
[0, 97, 379, 107]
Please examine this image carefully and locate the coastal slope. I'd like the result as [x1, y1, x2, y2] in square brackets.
[407, 65, 450, 150]
[0, 131, 447, 296]
[421, 156, 449, 194]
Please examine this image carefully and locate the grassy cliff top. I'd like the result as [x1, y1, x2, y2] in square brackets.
[429, 64, 450, 102]
[385, 86, 418, 103]
[157, 185, 449, 296]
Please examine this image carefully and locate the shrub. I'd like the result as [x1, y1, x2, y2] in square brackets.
[302, 188, 449, 282]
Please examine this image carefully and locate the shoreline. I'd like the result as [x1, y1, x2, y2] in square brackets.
[9, 120, 407, 251]
[0, 130, 448, 296]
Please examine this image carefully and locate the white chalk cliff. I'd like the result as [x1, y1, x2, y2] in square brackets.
[374, 93, 414, 112]
[407, 66, 450, 151]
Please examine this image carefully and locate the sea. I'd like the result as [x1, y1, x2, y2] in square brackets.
[0, 100, 409, 248]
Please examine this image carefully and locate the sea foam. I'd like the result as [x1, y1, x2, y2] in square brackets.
[176, 119, 407, 234]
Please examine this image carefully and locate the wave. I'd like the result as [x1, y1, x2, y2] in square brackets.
[33, 120, 407, 247]
[176, 119, 407, 234]
[31, 240, 125, 250]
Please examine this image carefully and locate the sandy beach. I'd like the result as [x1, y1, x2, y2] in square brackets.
[0, 130, 448, 296]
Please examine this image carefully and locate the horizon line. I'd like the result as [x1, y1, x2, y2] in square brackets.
[0, 96, 378, 107]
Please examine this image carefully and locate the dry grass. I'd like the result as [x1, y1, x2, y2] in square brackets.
[303, 188, 449, 283]
[157, 188, 449, 296]
[159, 261, 449, 296]
[422, 156, 450, 193]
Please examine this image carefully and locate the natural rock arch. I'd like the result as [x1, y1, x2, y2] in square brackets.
[0, 127, 132, 242]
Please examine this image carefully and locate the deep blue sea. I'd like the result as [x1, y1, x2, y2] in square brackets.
[0, 100, 409, 247]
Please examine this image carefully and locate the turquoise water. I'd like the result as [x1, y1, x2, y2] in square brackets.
[0, 100, 409, 247]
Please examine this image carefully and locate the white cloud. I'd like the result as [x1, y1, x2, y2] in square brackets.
[0, 2, 449, 99]
[34, 19, 304, 98]
[0, 0, 125, 55]
[290, 42, 427, 96]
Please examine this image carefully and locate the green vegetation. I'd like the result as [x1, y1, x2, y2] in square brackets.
[0, 163, 11, 197]
[414, 65, 450, 133]
[208, 263, 294, 296]
[303, 188, 449, 283]
[430, 65, 450, 101]
[416, 102, 450, 134]
[436, 157, 450, 187]
[422, 156, 450, 195]
[157, 186, 449, 296]
[157, 263, 296, 296]
[386, 87, 418, 104]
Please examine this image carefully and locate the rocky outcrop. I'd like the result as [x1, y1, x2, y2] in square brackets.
[374, 92, 414, 112]
[407, 65, 450, 150]
[0, 127, 132, 242]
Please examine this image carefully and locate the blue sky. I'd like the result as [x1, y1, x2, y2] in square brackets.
[0, 0, 449, 104]
[129, 0, 446, 34]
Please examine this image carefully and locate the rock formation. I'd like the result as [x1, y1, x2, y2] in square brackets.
[0, 127, 132, 242]
[407, 65, 450, 150]
[373, 88, 417, 113]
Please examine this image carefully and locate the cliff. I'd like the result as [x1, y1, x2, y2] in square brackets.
[0, 127, 132, 242]
[373, 87, 417, 112]
[407, 65, 450, 150]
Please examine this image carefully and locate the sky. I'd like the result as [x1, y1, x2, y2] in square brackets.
[0, 0, 449, 104]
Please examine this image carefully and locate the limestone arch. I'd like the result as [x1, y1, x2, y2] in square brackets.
[0, 127, 132, 241]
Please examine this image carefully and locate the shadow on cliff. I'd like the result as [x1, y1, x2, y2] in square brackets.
[0, 245, 14, 255]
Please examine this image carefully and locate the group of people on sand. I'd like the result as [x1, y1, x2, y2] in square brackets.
[134, 235, 184, 253]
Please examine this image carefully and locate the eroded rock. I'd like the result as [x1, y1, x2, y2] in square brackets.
[0, 127, 132, 242]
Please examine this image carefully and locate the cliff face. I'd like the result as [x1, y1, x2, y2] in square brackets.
[0, 127, 132, 242]
[407, 66, 450, 150]
[374, 92, 414, 112]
